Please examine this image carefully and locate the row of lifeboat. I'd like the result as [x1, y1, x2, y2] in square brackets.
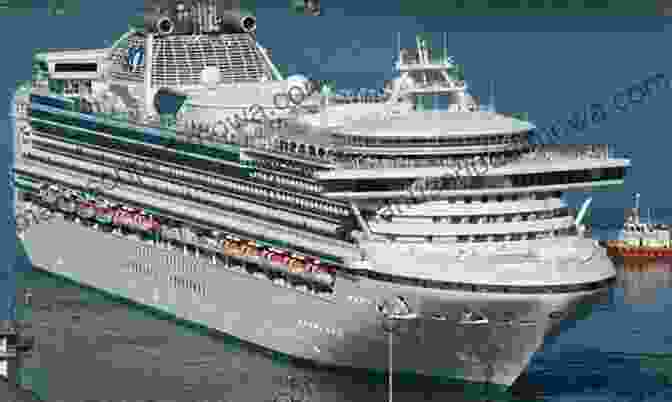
[222, 238, 335, 286]
[39, 184, 160, 232]
[36, 184, 337, 287]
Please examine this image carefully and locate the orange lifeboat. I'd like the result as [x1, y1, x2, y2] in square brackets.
[241, 241, 258, 257]
[223, 239, 244, 256]
[288, 255, 306, 274]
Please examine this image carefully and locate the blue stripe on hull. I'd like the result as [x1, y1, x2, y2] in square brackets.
[30, 94, 70, 110]
[30, 102, 167, 145]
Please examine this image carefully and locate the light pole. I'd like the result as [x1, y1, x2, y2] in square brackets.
[379, 296, 418, 402]
[381, 317, 399, 402]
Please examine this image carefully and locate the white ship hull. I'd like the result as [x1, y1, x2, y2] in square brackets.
[19, 217, 611, 387]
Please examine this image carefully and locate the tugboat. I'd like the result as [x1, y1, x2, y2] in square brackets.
[605, 193, 672, 259]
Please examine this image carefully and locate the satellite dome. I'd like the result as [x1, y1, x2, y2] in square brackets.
[200, 66, 221, 87]
[287, 74, 311, 93]
[287, 74, 309, 82]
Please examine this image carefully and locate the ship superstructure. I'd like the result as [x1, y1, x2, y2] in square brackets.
[12, 2, 629, 388]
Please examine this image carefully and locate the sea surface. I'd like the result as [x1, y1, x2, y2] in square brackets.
[4, 244, 672, 402]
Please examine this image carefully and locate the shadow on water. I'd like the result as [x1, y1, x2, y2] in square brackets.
[11, 239, 672, 401]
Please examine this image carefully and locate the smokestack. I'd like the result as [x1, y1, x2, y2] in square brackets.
[143, 10, 174, 35]
[217, 9, 256, 33]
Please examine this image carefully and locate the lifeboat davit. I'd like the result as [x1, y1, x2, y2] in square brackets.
[57, 195, 77, 213]
[42, 189, 59, 204]
[77, 201, 97, 219]
[92, 200, 114, 224]
[312, 266, 335, 286]
[161, 226, 181, 241]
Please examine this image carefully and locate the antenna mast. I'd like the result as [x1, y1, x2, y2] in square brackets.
[489, 79, 496, 112]
[443, 32, 447, 64]
[397, 31, 400, 64]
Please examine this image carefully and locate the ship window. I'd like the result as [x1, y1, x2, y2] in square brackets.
[464, 197, 472, 204]
[54, 63, 97, 72]
[481, 195, 488, 203]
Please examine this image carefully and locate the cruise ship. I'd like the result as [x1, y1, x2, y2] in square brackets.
[11, 1, 629, 389]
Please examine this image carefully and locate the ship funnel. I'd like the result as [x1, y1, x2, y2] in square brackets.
[157, 16, 175, 35]
[217, 10, 256, 33]
[241, 15, 257, 33]
[144, 11, 174, 35]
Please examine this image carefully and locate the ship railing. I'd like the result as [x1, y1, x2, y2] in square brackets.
[331, 137, 528, 149]
[336, 155, 504, 171]
[413, 81, 464, 90]
[329, 95, 389, 104]
[168, 120, 336, 164]
[523, 144, 609, 161]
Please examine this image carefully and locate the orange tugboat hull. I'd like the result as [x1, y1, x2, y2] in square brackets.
[605, 240, 672, 260]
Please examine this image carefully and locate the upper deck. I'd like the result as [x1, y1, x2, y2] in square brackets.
[317, 144, 629, 180]
[333, 110, 535, 138]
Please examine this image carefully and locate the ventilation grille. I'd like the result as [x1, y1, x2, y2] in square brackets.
[109, 33, 270, 87]
[109, 35, 146, 82]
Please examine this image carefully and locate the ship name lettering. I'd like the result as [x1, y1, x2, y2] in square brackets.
[297, 319, 343, 337]
[347, 295, 372, 305]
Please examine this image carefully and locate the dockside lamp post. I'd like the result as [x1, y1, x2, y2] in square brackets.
[379, 297, 418, 402]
